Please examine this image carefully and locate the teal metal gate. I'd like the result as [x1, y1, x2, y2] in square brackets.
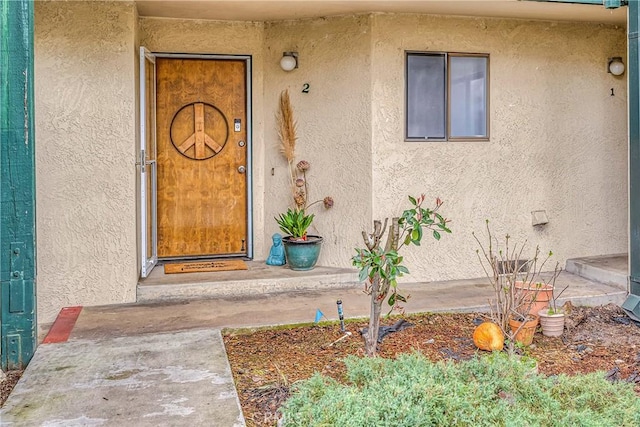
[629, 0, 640, 297]
[0, 0, 37, 370]
[623, 0, 640, 319]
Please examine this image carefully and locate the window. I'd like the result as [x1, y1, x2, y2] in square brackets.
[406, 52, 489, 141]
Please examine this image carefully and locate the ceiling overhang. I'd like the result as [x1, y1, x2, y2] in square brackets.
[135, 0, 627, 26]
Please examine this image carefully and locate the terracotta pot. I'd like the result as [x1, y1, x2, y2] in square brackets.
[538, 309, 565, 337]
[508, 315, 539, 346]
[515, 282, 553, 316]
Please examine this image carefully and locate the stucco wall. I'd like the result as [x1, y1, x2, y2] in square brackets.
[35, 1, 138, 323]
[370, 14, 628, 281]
[32, 6, 629, 322]
[138, 17, 267, 259]
[138, 15, 374, 267]
[263, 15, 374, 267]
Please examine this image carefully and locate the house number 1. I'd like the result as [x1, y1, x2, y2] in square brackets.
[302, 83, 310, 93]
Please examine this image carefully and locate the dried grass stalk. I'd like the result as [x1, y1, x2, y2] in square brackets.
[277, 89, 297, 164]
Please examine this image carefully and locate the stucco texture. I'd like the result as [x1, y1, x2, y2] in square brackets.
[370, 14, 628, 281]
[32, 5, 629, 322]
[138, 16, 267, 259]
[263, 15, 374, 268]
[138, 15, 375, 268]
[262, 13, 628, 280]
[35, 1, 138, 323]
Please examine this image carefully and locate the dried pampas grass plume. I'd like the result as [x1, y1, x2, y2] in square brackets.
[274, 90, 333, 213]
[277, 89, 297, 164]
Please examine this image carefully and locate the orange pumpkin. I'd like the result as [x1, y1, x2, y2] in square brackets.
[473, 322, 504, 351]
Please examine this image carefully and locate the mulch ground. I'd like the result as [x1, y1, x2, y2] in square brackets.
[223, 304, 640, 427]
[2, 304, 639, 425]
[0, 371, 23, 408]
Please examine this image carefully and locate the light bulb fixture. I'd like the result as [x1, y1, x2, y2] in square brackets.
[280, 51, 298, 71]
[608, 57, 625, 76]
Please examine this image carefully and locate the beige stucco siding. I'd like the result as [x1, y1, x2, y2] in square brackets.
[370, 14, 628, 280]
[35, 1, 138, 323]
[138, 17, 267, 260]
[139, 15, 375, 268]
[31, 5, 629, 324]
[263, 15, 374, 268]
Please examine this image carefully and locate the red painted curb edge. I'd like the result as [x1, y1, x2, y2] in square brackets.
[42, 306, 83, 344]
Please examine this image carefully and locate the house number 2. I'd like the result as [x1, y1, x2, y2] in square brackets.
[302, 83, 310, 93]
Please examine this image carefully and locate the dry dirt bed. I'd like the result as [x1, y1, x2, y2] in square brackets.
[2, 304, 638, 422]
[223, 304, 640, 427]
[0, 371, 23, 408]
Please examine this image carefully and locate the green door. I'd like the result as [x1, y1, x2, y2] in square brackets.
[0, 0, 37, 370]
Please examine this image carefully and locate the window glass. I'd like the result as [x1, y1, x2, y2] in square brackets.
[406, 54, 446, 139]
[449, 56, 487, 138]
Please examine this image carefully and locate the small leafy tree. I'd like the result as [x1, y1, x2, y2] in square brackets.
[352, 195, 450, 356]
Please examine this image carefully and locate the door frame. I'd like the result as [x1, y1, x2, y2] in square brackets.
[141, 52, 254, 275]
[139, 47, 158, 278]
[155, 52, 254, 260]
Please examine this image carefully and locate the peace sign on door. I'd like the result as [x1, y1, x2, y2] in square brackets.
[169, 102, 229, 160]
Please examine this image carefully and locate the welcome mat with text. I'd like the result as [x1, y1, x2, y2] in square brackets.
[163, 259, 248, 274]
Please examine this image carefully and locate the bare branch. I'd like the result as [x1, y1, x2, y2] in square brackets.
[384, 217, 400, 252]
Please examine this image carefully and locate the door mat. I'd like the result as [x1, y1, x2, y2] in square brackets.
[164, 259, 248, 274]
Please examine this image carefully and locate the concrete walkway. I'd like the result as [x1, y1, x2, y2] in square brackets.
[1, 330, 243, 426]
[0, 260, 628, 426]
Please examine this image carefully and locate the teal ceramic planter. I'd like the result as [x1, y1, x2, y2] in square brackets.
[283, 235, 323, 271]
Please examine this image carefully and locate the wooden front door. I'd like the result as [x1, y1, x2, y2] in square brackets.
[156, 58, 248, 258]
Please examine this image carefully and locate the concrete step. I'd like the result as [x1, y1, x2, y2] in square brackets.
[137, 261, 360, 302]
[137, 256, 629, 306]
[86, 270, 627, 340]
[565, 254, 628, 291]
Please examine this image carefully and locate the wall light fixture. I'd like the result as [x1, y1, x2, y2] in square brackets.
[280, 52, 298, 71]
[608, 57, 625, 76]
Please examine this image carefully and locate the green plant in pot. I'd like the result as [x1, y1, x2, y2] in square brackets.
[275, 208, 323, 270]
[275, 208, 314, 240]
[274, 89, 334, 270]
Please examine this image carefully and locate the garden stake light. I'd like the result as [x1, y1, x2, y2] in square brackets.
[336, 300, 345, 332]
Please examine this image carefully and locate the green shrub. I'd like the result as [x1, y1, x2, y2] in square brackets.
[279, 352, 640, 426]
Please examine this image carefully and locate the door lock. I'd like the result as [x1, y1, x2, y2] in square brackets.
[238, 166, 246, 174]
[238, 140, 246, 147]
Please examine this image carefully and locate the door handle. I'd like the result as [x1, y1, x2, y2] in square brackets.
[238, 166, 246, 174]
